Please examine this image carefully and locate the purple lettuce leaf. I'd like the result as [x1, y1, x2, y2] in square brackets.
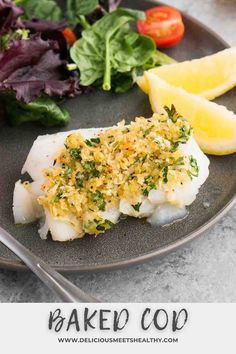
[109, 0, 122, 11]
[22, 17, 67, 33]
[0, 0, 24, 35]
[24, 20, 69, 60]
[86, 1, 123, 23]
[0, 34, 83, 103]
[99, 0, 122, 12]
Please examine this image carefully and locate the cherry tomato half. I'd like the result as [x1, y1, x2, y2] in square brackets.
[137, 6, 185, 48]
[63, 27, 77, 46]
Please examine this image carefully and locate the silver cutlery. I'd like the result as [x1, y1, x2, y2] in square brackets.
[0, 226, 100, 303]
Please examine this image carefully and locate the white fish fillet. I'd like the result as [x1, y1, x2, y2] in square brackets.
[13, 126, 210, 241]
[13, 181, 40, 224]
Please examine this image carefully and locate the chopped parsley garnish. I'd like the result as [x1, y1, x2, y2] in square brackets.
[162, 166, 169, 184]
[62, 164, 73, 179]
[155, 139, 163, 149]
[96, 219, 114, 232]
[189, 156, 198, 170]
[84, 218, 114, 234]
[179, 126, 192, 142]
[187, 155, 199, 179]
[91, 190, 106, 211]
[83, 160, 100, 178]
[132, 202, 142, 212]
[75, 173, 84, 188]
[92, 137, 100, 144]
[175, 157, 184, 165]
[144, 176, 153, 185]
[143, 175, 156, 195]
[164, 104, 180, 123]
[170, 125, 192, 151]
[105, 219, 114, 227]
[53, 190, 63, 203]
[69, 148, 81, 160]
[141, 154, 147, 163]
[96, 224, 106, 231]
[141, 125, 154, 137]
[122, 128, 130, 134]
[170, 141, 180, 152]
[85, 137, 100, 147]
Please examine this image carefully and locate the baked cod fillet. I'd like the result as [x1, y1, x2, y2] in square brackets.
[13, 109, 209, 241]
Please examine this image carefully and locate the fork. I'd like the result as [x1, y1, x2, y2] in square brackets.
[0, 226, 100, 303]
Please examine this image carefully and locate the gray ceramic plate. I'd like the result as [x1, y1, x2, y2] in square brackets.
[0, 0, 236, 272]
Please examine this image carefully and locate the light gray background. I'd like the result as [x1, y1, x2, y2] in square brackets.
[1, 0, 236, 302]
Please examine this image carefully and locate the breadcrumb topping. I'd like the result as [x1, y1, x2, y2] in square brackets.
[38, 107, 199, 235]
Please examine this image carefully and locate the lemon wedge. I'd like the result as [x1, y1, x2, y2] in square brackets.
[146, 72, 236, 155]
[138, 48, 236, 100]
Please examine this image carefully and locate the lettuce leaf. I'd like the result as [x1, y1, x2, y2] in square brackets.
[0, 34, 83, 103]
[99, 0, 122, 12]
[0, 0, 24, 35]
[1, 93, 70, 126]
[22, 18, 67, 32]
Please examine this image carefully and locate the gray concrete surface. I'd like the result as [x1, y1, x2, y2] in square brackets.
[1, 0, 236, 303]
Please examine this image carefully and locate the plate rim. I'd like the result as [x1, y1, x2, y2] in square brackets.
[1, 192, 236, 272]
[0, 2, 234, 272]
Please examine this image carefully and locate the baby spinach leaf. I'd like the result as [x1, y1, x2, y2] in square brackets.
[67, 0, 99, 28]
[111, 73, 134, 93]
[111, 49, 175, 93]
[15, 0, 63, 21]
[70, 8, 155, 90]
[143, 49, 176, 69]
[133, 49, 176, 79]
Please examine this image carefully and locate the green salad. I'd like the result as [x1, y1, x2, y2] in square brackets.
[0, 0, 175, 126]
